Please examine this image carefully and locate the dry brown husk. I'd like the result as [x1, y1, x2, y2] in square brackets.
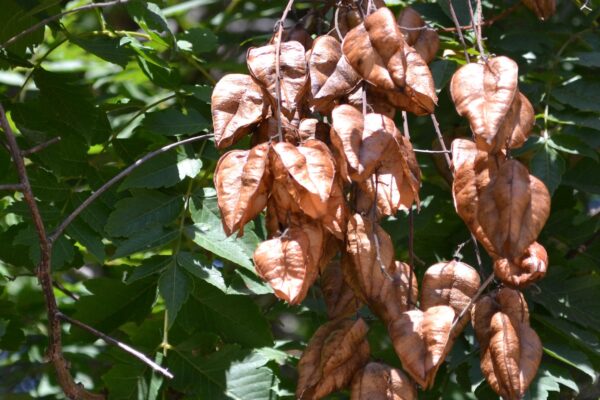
[397, 7, 439, 64]
[297, 318, 370, 400]
[494, 241, 548, 288]
[270, 139, 336, 219]
[247, 40, 308, 119]
[420, 260, 481, 331]
[214, 142, 271, 236]
[389, 305, 456, 388]
[253, 223, 323, 304]
[345, 213, 418, 323]
[345, 84, 396, 119]
[308, 36, 361, 113]
[351, 362, 417, 400]
[472, 288, 542, 400]
[522, 0, 556, 20]
[478, 159, 551, 259]
[450, 57, 521, 152]
[211, 74, 266, 149]
[321, 261, 361, 319]
[355, 133, 421, 217]
[451, 138, 499, 257]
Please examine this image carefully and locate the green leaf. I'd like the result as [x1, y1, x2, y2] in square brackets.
[170, 345, 277, 399]
[119, 148, 203, 191]
[67, 219, 106, 263]
[553, 80, 600, 112]
[430, 59, 457, 91]
[32, 69, 112, 144]
[547, 134, 598, 160]
[532, 269, 600, 333]
[126, 256, 173, 284]
[159, 260, 191, 328]
[141, 107, 210, 136]
[102, 362, 148, 400]
[543, 343, 596, 380]
[190, 280, 273, 347]
[528, 363, 579, 399]
[70, 35, 133, 67]
[127, 0, 171, 35]
[72, 277, 157, 340]
[177, 28, 218, 55]
[177, 251, 227, 292]
[112, 226, 179, 259]
[562, 158, 600, 194]
[185, 207, 254, 270]
[529, 144, 565, 195]
[106, 190, 183, 237]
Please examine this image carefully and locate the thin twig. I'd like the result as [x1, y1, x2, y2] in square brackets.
[446, 0, 470, 61]
[413, 148, 452, 154]
[0, 183, 24, 191]
[407, 209, 415, 309]
[53, 280, 80, 301]
[402, 111, 410, 139]
[1, 0, 129, 49]
[440, 2, 521, 32]
[450, 273, 494, 331]
[57, 312, 174, 379]
[452, 238, 471, 260]
[466, 0, 485, 57]
[22, 137, 61, 156]
[0, 103, 103, 400]
[470, 232, 484, 275]
[50, 134, 213, 243]
[334, 6, 343, 41]
[274, 0, 296, 142]
[430, 114, 452, 167]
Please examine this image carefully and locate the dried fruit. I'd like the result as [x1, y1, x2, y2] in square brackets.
[397, 7, 439, 64]
[253, 224, 322, 304]
[297, 318, 370, 399]
[494, 241, 548, 287]
[351, 362, 417, 400]
[389, 305, 455, 388]
[321, 261, 361, 319]
[450, 57, 519, 152]
[478, 159, 551, 259]
[472, 288, 542, 400]
[214, 142, 271, 236]
[211, 74, 266, 149]
[420, 260, 480, 330]
[247, 41, 308, 119]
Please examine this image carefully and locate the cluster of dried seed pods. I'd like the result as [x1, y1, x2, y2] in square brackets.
[449, 56, 550, 398]
[211, 1, 550, 398]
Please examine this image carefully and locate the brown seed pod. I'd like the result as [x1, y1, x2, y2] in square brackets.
[522, 0, 556, 21]
[214, 142, 271, 236]
[247, 41, 308, 119]
[478, 159, 551, 259]
[253, 224, 322, 304]
[342, 7, 407, 90]
[308, 36, 361, 113]
[345, 213, 418, 322]
[472, 288, 542, 400]
[330, 105, 402, 182]
[450, 57, 519, 153]
[297, 318, 370, 400]
[389, 305, 455, 388]
[321, 261, 361, 319]
[494, 241, 548, 288]
[270, 139, 336, 219]
[351, 362, 417, 400]
[397, 7, 440, 64]
[420, 260, 481, 331]
[346, 84, 397, 119]
[211, 74, 266, 149]
[451, 138, 499, 258]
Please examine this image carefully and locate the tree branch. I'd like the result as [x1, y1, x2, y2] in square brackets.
[0, 103, 104, 400]
[22, 136, 61, 156]
[50, 133, 213, 243]
[0, 183, 24, 191]
[450, 272, 494, 332]
[1, 0, 129, 50]
[273, 0, 296, 142]
[446, 0, 470, 62]
[57, 312, 174, 379]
